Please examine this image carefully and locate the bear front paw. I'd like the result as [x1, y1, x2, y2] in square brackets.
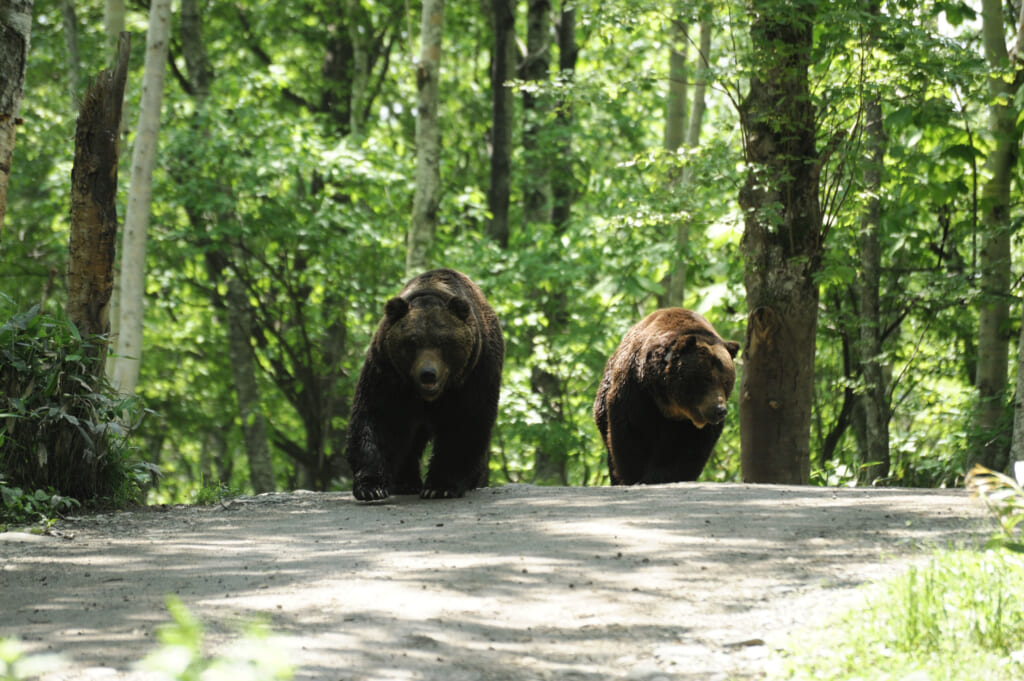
[353, 482, 390, 501]
[420, 486, 465, 499]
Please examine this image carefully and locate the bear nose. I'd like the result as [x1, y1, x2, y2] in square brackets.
[712, 404, 728, 422]
[419, 367, 438, 386]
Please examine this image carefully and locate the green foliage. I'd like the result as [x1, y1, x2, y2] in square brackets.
[967, 464, 1024, 552]
[769, 550, 1024, 681]
[0, 478, 80, 529]
[140, 596, 293, 681]
[6, 0, 1018, 496]
[191, 479, 241, 506]
[0, 299, 146, 504]
[0, 599, 292, 681]
[0, 638, 64, 681]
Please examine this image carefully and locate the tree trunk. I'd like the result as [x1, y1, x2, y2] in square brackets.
[104, 0, 124, 51]
[1012, 3, 1024, 476]
[60, 0, 80, 111]
[520, 0, 555, 476]
[24, 35, 132, 500]
[0, 0, 34, 239]
[180, 0, 212, 98]
[345, 0, 369, 138]
[486, 0, 516, 248]
[737, 2, 821, 485]
[180, 0, 275, 494]
[406, 0, 444, 275]
[111, 0, 171, 397]
[66, 33, 130, 370]
[225, 276, 275, 493]
[529, 2, 577, 486]
[685, 22, 710, 152]
[664, 19, 711, 308]
[550, 3, 576, 231]
[663, 20, 689, 153]
[520, 0, 553, 480]
[318, 291, 352, 486]
[102, 0, 126, 369]
[1011, 304, 1024, 472]
[857, 88, 890, 484]
[521, 0, 551, 226]
[973, 0, 1021, 472]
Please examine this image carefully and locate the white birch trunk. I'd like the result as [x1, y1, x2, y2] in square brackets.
[111, 0, 170, 396]
[104, 0, 124, 50]
[406, 0, 444, 276]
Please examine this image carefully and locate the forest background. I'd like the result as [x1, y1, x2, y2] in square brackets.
[2, 0, 1023, 504]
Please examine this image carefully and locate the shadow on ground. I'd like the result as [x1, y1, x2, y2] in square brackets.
[1, 483, 988, 681]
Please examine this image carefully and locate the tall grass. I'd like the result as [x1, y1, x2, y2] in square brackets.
[771, 550, 1024, 681]
[771, 467, 1024, 681]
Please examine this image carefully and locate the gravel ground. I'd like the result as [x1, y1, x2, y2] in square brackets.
[1, 483, 989, 681]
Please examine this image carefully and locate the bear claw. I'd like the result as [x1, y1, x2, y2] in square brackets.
[420, 487, 464, 499]
[353, 485, 389, 502]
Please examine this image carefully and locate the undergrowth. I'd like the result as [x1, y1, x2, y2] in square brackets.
[769, 464, 1024, 681]
[1, 299, 153, 526]
[769, 549, 1024, 681]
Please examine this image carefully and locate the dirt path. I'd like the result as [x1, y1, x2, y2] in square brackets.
[1, 483, 988, 681]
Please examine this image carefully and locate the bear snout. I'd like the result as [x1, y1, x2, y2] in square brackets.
[686, 400, 729, 428]
[695, 397, 729, 425]
[412, 349, 447, 401]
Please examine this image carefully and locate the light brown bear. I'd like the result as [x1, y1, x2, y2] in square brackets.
[594, 308, 739, 485]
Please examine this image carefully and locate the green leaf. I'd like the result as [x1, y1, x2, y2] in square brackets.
[942, 143, 982, 163]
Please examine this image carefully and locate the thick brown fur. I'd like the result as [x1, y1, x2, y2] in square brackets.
[347, 269, 504, 501]
[593, 309, 740, 485]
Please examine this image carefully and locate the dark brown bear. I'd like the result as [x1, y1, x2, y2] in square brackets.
[593, 308, 740, 485]
[347, 269, 504, 501]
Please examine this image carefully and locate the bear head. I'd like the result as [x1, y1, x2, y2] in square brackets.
[651, 333, 740, 429]
[382, 293, 478, 402]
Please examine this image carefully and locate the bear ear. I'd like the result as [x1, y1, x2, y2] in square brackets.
[724, 340, 741, 358]
[665, 335, 697, 365]
[385, 297, 409, 321]
[448, 296, 471, 322]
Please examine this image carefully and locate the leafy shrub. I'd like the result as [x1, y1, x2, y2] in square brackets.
[966, 464, 1024, 552]
[0, 477, 80, 528]
[191, 479, 240, 506]
[0, 301, 143, 503]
